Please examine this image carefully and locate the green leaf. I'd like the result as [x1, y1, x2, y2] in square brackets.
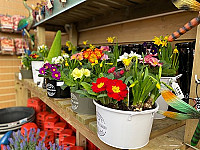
[81, 82, 92, 91]
[106, 73, 114, 79]
[75, 90, 87, 95]
[88, 90, 98, 96]
[99, 73, 104, 78]
[97, 94, 108, 98]
[118, 76, 125, 82]
[125, 76, 133, 85]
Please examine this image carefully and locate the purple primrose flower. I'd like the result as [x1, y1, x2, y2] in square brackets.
[39, 67, 46, 75]
[43, 63, 52, 70]
[51, 66, 57, 72]
[52, 71, 61, 80]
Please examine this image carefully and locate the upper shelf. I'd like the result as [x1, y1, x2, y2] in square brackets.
[33, 0, 178, 32]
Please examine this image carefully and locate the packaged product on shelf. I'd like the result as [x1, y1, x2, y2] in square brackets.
[0, 15, 13, 32]
[12, 15, 24, 33]
[14, 38, 29, 55]
[0, 37, 15, 55]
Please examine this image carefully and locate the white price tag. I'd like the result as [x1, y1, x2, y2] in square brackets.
[19, 72, 22, 80]
[57, 81, 64, 86]
[171, 82, 184, 99]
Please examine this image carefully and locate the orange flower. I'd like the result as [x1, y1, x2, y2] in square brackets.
[88, 52, 98, 63]
[94, 48, 104, 59]
[83, 49, 92, 59]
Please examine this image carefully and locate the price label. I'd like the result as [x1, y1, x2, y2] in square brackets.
[171, 82, 184, 99]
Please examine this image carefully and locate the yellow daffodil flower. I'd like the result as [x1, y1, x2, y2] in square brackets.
[100, 62, 103, 67]
[65, 62, 69, 66]
[90, 44, 95, 50]
[66, 41, 70, 47]
[161, 41, 167, 47]
[173, 48, 179, 53]
[83, 40, 88, 45]
[156, 82, 161, 89]
[164, 35, 169, 41]
[122, 58, 132, 66]
[153, 36, 162, 46]
[107, 37, 115, 43]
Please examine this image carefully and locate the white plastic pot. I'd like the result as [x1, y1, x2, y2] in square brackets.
[31, 61, 44, 88]
[93, 100, 159, 149]
[154, 77, 172, 119]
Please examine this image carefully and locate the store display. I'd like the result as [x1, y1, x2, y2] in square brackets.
[14, 38, 29, 55]
[0, 15, 13, 32]
[0, 37, 15, 55]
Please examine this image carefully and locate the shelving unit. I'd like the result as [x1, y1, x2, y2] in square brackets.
[30, 0, 200, 149]
[15, 74, 185, 149]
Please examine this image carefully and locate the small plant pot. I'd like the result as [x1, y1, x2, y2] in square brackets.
[71, 93, 96, 115]
[154, 77, 172, 119]
[31, 61, 44, 87]
[94, 100, 159, 149]
[46, 79, 70, 98]
[20, 69, 33, 79]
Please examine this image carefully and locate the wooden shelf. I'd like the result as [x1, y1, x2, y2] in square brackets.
[33, 0, 178, 31]
[15, 74, 186, 149]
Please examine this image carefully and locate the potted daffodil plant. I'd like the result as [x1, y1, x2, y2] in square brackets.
[80, 37, 161, 149]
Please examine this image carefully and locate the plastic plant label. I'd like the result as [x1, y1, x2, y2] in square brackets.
[61, 0, 66, 2]
[171, 82, 184, 99]
[18, 72, 22, 80]
[57, 81, 64, 86]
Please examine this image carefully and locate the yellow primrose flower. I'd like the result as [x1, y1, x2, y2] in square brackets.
[91, 63, 96, 66]
[107, 37, 115, 43]
[161, 41, 167, 47]
[71, 68, 83, 80]
[95, 60, 98, 64]
[173, 48, 179, 53]
[65, 62, 69, 66]
[90, 44, 95, 50]
[83, 40, 88, 45]
[153, 36, 162, 46]
[83, 69, 90, 77]
[122, 58, 132, 66]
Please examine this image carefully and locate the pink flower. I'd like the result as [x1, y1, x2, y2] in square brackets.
[100, 46, 110, 51]
[108, 67, 116, 73]
[149, 57, 162, 67]
[100, 54, 109, 60]
[120, 70, 124, 75]
[71, 52, 83, 60]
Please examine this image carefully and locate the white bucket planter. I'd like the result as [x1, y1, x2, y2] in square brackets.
[154, 77, 172, 119]
[94, 100, 159, 149]
[31, 61, 44, 88]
